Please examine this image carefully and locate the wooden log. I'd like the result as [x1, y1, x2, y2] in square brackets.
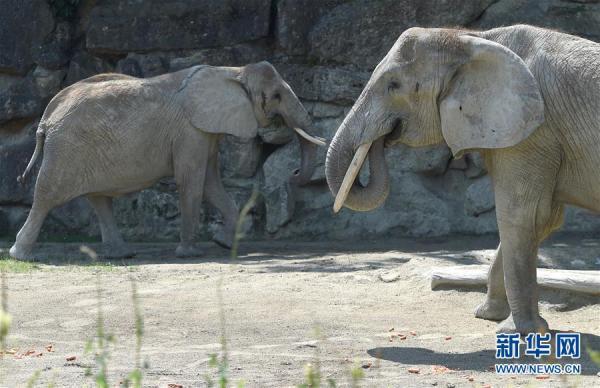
[430, 265, 600, 295]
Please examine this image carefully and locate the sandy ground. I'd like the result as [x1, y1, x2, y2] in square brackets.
[0, 235, 598, 387]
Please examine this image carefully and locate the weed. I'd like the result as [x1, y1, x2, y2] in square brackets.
[81, 245, 146, 388]
[0, 256, 40, 273]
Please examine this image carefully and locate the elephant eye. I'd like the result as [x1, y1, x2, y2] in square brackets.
[273, 92, 281, 101]
[388, 81, 400, 92]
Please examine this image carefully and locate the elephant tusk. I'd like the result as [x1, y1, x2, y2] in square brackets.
[333, 142, 371, 213]
[293, 127, 327, 147]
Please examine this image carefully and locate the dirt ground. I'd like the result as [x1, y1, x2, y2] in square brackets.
[0, 234, 598, 387]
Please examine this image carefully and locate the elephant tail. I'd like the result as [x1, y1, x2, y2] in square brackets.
[17, 128, 45, 185]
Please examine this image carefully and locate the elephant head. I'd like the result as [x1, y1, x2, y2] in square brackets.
[325, 27, 544, 212]
[180, 61, 325, 186]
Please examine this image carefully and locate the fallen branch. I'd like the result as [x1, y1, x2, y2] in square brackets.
[430, 265, 600, 295]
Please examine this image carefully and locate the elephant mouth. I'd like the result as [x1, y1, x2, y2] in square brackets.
[384, 118, 403, 147]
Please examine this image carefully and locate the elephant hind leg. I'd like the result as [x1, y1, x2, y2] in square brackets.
[87, 195, 134, 259]
[9, 200, 52, 260]
[204, 150, 239, 249]
[475, 244, 510, 321]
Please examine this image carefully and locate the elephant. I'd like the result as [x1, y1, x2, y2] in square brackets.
[325, 24, 600, 335]
[10, 61, 325, 260]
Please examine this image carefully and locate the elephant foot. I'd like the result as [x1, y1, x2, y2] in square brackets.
[496, 313, 549, 335]
[100, 244, 136, 260]
[213, 230, 234, 250]
[175, 243, 204, 258]
[475, 298, 510, 322]
[9, 243, 35, 260]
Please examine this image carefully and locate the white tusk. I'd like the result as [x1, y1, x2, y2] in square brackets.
[333, 143, 371, 213]
[293, 127, 327, 147]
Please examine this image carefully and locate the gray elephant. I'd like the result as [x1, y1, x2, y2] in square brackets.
[325, 25, 600, 334]
[10, 61, 324, 259]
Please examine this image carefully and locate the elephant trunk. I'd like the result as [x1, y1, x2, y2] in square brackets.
[282, 90, 324, 186]
[325, 110, 390, 212]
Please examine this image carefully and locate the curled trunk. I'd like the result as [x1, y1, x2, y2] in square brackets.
[326, 133, 389, 212]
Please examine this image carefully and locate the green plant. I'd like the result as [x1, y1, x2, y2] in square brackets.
[81, 245, 146, 388]
[0, 257, 40, 273]
[122, 276, 144, 388]
[0, 271, 11, 354]
[206, 189, 259, 388]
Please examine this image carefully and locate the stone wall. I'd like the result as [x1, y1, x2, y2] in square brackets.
[1, 0, 600, 243]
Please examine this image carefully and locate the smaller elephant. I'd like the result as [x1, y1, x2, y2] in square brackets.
[10, 61, 325, 259]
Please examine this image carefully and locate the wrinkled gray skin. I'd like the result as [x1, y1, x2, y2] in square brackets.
[10, 61, 320, 259]
[326, 25, 600, 335]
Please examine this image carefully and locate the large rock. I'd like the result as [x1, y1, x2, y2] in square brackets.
[277, 64, 370, 104]
[116, 53, 167, 78]
[85, 0, 271, 54]
[219, 136, 262, 179]
[33, 21, 73, 70]
[388, 144, 452, 176]
[464, 175, 495, 216]
[275, 0, 346, 55]
[65, 51, 113, 86]
[0, 77, 45, 124]
[475, 0, 600, 42]
[0, 128, 37, 204]
[0, 67, 64, 125]
[169, 42, 271, 72]
[0, 0, 54, 74]
[309, 0, 497, 69]
[114, 189, 181, 241]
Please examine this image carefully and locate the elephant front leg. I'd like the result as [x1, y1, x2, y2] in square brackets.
[175, 182, 206, 258]
[495, 210, 549, 335]
[174, 135, 210, 258]
[475, 244, 510, 321]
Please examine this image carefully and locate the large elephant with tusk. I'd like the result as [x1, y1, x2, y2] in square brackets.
[325, 25, 600, 335]
[10, 61, 325, 260]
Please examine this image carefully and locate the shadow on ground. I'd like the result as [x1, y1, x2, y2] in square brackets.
[368, 332, 600, 376]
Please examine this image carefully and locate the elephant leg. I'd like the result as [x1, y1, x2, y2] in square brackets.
[9, 201, 52, 260]
[494, 194, 564, 335]
[87, 195, 134, 259]
[475, 244, 510, 321]
[204, 151, 238, 249]
[475, 203, 563, 323]
[173, 132, 210, 258]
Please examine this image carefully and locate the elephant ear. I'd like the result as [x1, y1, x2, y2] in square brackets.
[180, 66, 258, 138]
[439, 35, 544, 157]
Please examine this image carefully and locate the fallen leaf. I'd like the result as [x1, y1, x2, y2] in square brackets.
[445, 336, 452, 340]
[536, 375, 550, 380]
[66, 356, 76, 361]
[432, 365, 451, 374]
[408, 367, 420, 374]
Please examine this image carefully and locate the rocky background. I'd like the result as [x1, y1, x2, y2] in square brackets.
[1, 0, 600, 243]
